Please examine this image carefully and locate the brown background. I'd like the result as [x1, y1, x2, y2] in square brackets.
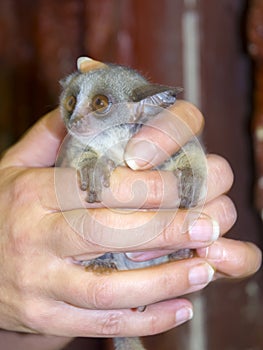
[0, 1, 262, 349]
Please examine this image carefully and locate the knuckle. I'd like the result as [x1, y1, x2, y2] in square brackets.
[20, 299, 45, 331]
[146, 172, 165, 206]
[97, 311, 122, 336]
[92, 277, 115, 309]
[161, 226, 172, 247]
[161, 220, 179, 248]
[8, 169, 39, 211]
[15, 264, 39, 297]
[7, 222, 32, 257]
[10, 169, 36, 204]
[158, 269, 176, 297]
[148, 313, 160, 335]
[16, 270, 31, 292]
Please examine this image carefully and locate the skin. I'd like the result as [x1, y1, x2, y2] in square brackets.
[0, 95, 261, 348]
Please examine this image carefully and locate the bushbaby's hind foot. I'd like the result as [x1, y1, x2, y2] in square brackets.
[169, 248, 194, 261]
[82, 257, 118, 274]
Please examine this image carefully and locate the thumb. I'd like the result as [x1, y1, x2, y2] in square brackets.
[1, 109, 67, 167]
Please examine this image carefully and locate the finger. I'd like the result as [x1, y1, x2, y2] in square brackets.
[43, 193, 236, 258]
[124, 100, 204, 170]
[53, 166, 181, 211]
[197, 237, 262, 278]
[18, 166, 180, 214]
[125, 195, 237, 262]
[77, 56, 107, 72]
[43, 153, 234, 212]
[103, 154, 233, 208]
[2, 151, 233, 216]
[26, 298, 193, 337]
[49, 258, 214, 310]
[1, 109, 66, 168]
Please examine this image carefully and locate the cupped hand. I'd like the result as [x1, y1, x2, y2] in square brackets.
[0, 92, 260, 340]
[120, 94, 261, 285]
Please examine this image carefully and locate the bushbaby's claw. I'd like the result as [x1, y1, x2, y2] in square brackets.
[78, 165, 89, 191]
[78, 156, 116, 203]
[101, 159, 115, 187]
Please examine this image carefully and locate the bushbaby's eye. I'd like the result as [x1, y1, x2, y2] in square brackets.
[65, 95, 76, 112]
[91, 94, 111, 114]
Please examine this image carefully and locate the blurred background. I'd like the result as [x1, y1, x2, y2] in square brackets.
[0, 0, 262, 349]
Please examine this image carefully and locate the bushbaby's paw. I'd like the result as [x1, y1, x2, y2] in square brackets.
[78, 156, 115, 203]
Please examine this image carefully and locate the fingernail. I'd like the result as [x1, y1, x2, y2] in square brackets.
[189, 219, 220, 242]
[77, 56, 93, 70]
[175, 307, 193, 325]
[188, 263, 214, 285]
[77, 56, 106, 72]
[125, 141, 158, 170]
[197, 242, 224, 260]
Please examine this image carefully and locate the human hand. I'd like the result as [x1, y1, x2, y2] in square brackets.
[122, 95, 262, 285]
[0, 107, 206, 338]
[0, 103, 260, 341]
[0, 106, 208, 338]
[0, 58, 260, 341]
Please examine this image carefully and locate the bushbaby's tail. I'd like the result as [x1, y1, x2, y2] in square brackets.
[114, 337, 146, 350]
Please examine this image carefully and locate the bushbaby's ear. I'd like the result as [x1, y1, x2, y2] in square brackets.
[130, 85, 183, 123]
[59, 72, 80, 88]
[132, 84, 183, 108]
